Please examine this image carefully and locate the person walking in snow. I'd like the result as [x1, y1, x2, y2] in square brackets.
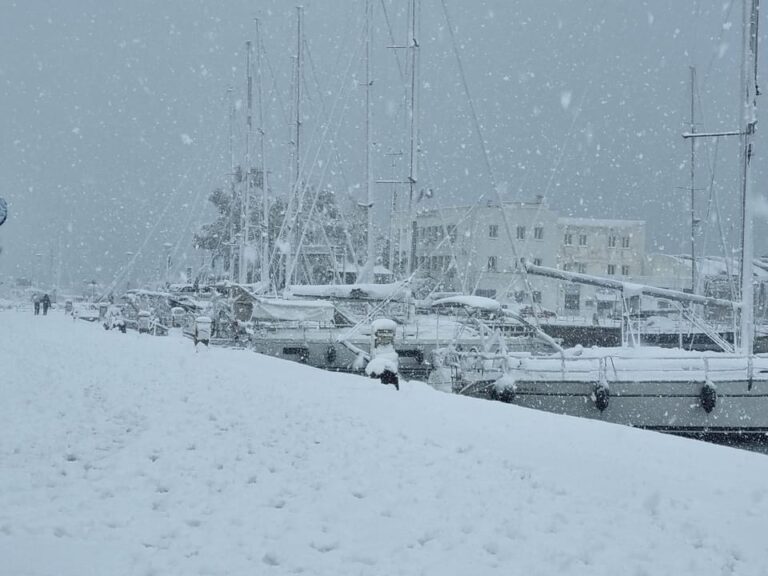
[42, 294, 51, 315]
[33, 294, 40, 315]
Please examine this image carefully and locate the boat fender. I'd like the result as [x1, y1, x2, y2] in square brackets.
[497, 387, 515, 403]
[700, 382, 717, 413]
[492, 375, 516, 403]
[593, 383, 610, 412]
[325, 345, 337, 365]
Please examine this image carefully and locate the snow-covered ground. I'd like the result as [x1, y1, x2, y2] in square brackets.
[2, 309, 768, 575]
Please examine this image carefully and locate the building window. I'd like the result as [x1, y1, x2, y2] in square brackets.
[608, 235, 617, 248]
[534, 226, 544, 240]
[563, 263, 572, 272]
[577, 263, 587, 274]
[475, 288, 497, 298]
[621, 265, 630, 276]
[513, 291, 526, 303]
[532, 291, 542, 303]
[487, 256, 498, 272]
[622, 236, 630, 248]
[564, 233, 573, 246]
[578, 234, 587, 246]
[533, 258, 542, 266]
[564, 292, 580, 312]
[607, 264, 616, 275]
[447, 224, 457, 243]
[516, 226, 526, 240]
[489, 224, 499, 238]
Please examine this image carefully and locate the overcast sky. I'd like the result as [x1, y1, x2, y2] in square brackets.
[0, 0, 764, 288]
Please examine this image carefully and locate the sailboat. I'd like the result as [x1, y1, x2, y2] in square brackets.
[431, 0, 768, 438]
[239, 1, 493, 376]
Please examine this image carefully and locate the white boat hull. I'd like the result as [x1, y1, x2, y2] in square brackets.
[437, 349, 768, 436]
[507, 378, 768, 434]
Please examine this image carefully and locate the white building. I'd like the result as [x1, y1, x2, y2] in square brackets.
[403, 197, 560, 307]
[405, 199, 647, 316]
[556, 217, 646, 318]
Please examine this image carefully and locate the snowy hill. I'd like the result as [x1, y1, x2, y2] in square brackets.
[1, 310, 768, 575]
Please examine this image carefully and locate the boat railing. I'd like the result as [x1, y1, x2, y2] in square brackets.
[527, 353, 759, 383]
[448, 348, 762, 384]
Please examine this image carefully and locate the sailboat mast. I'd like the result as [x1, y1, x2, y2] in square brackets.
[363, 0, 375, 282]
[738, 0, 760, 355]
[406, 0, 420, 274]
[286, 5, 303, 288]
[689, 66, 697, 294]
[240, 41, 254, 284]
[295, 6, 303, 189]
[227, 86, 237, 283]
[256, 19, 269, 289]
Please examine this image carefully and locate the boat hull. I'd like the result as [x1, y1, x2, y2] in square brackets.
[489, 378, 768, 435]
[439, 350, 768, 436]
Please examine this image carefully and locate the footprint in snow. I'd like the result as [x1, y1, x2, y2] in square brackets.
[262, 553, 280, 566]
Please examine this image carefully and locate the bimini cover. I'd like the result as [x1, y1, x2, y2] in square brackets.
[431, 295, 502, 312]
[285, 281, 411, 302]
[251, 298, 336, 323]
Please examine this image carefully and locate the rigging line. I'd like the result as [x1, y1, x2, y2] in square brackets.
[119, 83, 231, 290]
[303, 35, 352, 193]
[112, 157, 210, 291]
[379, 0, 410, 120]
[170, 103, 231, 268]
[274, 17, 364, 268]
[291, 16, 366, 196]
[102, 169, 198, 297]
[701, 0, 737, 89]
[269, 17, 366, 273]
[439, 0, 542, 313]
[185, 89, 238, 261]
[291, 78, 359, 276]
[287, 51, 362, 285]
[708, 138, 738, 301]
[260, 36, 291, 130]
[290, 131, 350, 284]
[540, 83, 591, 202]
[286, 16, 367, 231]
[417, 198, 462, 294]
